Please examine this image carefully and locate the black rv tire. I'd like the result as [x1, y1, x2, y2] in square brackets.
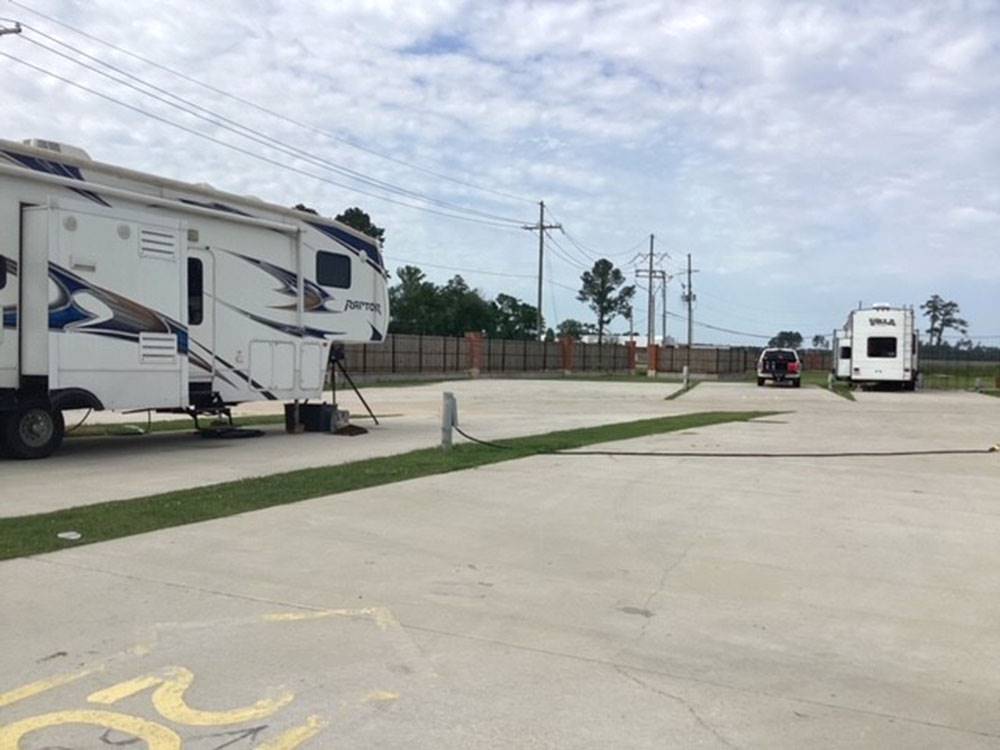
[757, 377, 765, 386]
[2, 404, 65, 459]
[793, 379, 801, 388]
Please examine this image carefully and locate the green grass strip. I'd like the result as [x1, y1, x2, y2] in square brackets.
[798, 371, 855, 401]
[0, 410, 771, 561]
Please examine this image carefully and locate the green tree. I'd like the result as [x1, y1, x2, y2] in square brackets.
[811, 334, 829, 349]
[920, 294, 968, 346]
[576, 259, 635, 345]
[556, 318, 596, 340]
[335, 206, 386, 243]
[388, 265, 438, 334]
[492, 293, 542, 340]
[768, 331, 803, 348]
[543, 328, 556, 342]
[436, 275, 495, 337]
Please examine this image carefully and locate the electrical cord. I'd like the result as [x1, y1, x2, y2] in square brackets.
[554, 447, 999, 458]
[453, 425, 514, 450]
[64, 408, 92, 434]
[450, 425, 999, 457]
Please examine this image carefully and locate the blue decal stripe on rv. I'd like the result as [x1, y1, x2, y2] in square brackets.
[47, 262, 189, 353]
[2, 150, 112, 207]
[219, 249, 338, 314]
[307, 221, 384, 269]
[216, 298, 346, 339]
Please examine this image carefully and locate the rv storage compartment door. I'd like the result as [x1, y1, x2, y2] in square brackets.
[45, 202, 187, 411]
[249, 340, 295, 392]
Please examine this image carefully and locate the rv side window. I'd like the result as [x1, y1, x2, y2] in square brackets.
[867, 337, 896, 358]
[316, 251, 351, 289]
[188, 258, 204, 325]
[840, 346, 851, 359]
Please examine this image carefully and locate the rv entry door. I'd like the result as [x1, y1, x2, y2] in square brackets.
[187, 247, 216, 397]
[0, 242, 18, 390]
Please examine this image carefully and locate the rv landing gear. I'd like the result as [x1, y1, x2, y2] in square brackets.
[1, 403, 65, 459]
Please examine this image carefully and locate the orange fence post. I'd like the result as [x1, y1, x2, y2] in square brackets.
[647, 344, 659, 377]
[465, 332, 484, 376]
[561, 337, 576, 374]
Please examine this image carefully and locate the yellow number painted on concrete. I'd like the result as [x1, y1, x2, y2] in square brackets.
[0, 709, 181, 750]
[153, 667, 294, 727]
[85, 666, 295, 727]
[256, 715, 327, 750]
[88, 674, 164, 705]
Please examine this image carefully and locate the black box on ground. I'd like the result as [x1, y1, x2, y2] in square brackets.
[284, 403, 334, 432]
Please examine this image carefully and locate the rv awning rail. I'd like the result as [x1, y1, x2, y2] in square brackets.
[0, 162, 300, 235]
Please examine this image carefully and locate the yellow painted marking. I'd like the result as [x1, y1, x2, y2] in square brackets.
[152, 667, 294, 726]
[262, 606, 400, 630]
[88, 674, 164, 704]
[364, 691, 399, 702]
[369, 607, 399, 632]
[255, 715, 327, 750]
[262, 607, 373, 623]
[0, 710, 181, 750]
[0, 667, 100, 708]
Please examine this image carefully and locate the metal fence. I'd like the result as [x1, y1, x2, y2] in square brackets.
[338, 335, 1000, 390]
[920, 356, 1000, 390]
[340, 334, 631, 378]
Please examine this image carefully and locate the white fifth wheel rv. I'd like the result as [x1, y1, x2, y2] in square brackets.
[831, 304, 918, 389]
[0, 138, 389, 458]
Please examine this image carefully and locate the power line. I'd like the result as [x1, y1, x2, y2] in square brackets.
[8, 0, 537, 207]
[388, 255, 580, 295]
[0, 51, 528, 230]
[389, 257, 536, 280]
[663, 310, 769, 339]
[545, 231, 591, 269]
[13, 28, 529, 226]
[545, 210, 647, 261]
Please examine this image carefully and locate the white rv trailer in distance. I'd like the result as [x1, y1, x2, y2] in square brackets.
[0, 138, 389, 458]
[832, 304, 918, 389]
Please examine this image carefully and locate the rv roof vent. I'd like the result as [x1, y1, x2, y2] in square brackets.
[21, 138, 91, 161]
[872, 302, 892, 310]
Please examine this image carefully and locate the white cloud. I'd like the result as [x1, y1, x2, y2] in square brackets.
[5, 0, 1000, 342]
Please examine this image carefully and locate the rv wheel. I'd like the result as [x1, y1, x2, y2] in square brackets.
[2, 404, 65, 459]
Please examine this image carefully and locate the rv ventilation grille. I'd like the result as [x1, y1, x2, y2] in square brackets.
[139, 333, 178, 365]
[139, 227, 178, 260]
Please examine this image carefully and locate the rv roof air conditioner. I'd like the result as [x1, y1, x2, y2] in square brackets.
[21, 138, 91, 161]
[871, 302, 892, 310]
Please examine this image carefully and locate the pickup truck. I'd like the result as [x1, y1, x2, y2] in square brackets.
[757, 348, 802, 387]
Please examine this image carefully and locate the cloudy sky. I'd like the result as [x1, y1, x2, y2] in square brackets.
[4, 0, 999, 344]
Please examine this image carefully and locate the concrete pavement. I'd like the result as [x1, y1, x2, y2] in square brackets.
[0, 378, 683, 517]
[1, 383, 999, 747]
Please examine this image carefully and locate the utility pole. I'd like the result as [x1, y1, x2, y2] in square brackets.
[681, 253, 699, 365]
[634, 236, 671, 375]
[647, 234, 655, 347]
[522, 201, 561, 340]
[686, 253, 694, 349]
[661, 279, 667, 346]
